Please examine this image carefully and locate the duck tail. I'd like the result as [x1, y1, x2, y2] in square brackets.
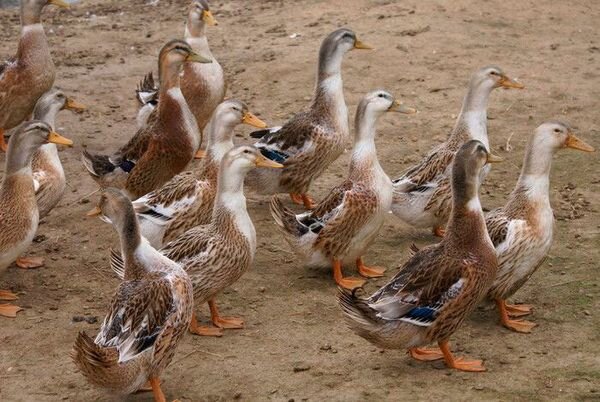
[337, 287, 382, 338]
[81, 149, 116, 178]
[269, 196, 305, 237]
[71, 331, 142, 394]
[136, 72, 159, 106]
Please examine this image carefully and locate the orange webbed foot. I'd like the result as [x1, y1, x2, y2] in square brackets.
[503, 318, 537, 333]
[0, 290, 18, 301]
[213, 316, 244, 329]
[439, 341, 486, 372]
[0, 303, 23, 318]
[433, 226, 445, 237]
[194, 149, 207, 159]
[356, 257, 385, 278]
[496, 299, 537, 333]
[332, 259, 366, 289]
[189, 313, 223, 337]
[16, 257, 44, 269]
[409, 347, 444, 361]
[0, 129, 7, 152]
[505, 303, 533, 317]
[289, 193, 303, 205]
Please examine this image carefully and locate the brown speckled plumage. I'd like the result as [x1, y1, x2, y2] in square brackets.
[72, 189, 193, 397]
[340, 140, 498, 351]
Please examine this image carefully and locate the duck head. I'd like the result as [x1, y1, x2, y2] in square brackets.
[318, 28, 372, 77]
[187, 0, 218, 36]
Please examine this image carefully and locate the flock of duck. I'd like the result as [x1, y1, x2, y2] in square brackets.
[0, 0, 595, 400]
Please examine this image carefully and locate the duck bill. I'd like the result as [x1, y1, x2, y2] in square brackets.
[486, 153, 503, 164]
[389, 100, 417, 114]
[498, 75, 525, 89]
[194, 149, 207, 159]
[242, 112, 267, 128]
[255, 155, 283, 169]
[353, 39, 374, 50]
[86, 206, 102, 217]
[48, 131, 73, 146]
[65, 98, 86, 112]
[203, 10, 218, 26]
[565, 133, 595, 152]
[48, 0, 70, 8]
[186, 52, 212, 64]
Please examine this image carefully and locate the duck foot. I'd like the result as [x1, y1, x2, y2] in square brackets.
[0, 128, 7, 152]
[209, 298, 244, 329]
[356, 257, 385, 278]
[194, 149, 207, 159]
[496, 299, 537, 333]
[333, 259, 365, 289]
[439, 341, 485, 372]
[150, 377, 166, 402]
[188, 313, 223, 337]
[0, 290, 18, 301]
[433, 226, 445, 237]
[16, 257, 44, 269]
[135, 381, 153, 393]
[409, 347, 444, 361]
[505, 303, 533, 317]
[0, 303, 23, 318]
[289, 193, 315, 210]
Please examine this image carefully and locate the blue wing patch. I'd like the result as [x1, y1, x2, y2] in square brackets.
[258, 148, 289, 164]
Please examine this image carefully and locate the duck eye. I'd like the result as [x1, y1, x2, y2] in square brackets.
[489, 71, 498, 76]
[378, 93, 384, 98]
[554, 128, 561, 133]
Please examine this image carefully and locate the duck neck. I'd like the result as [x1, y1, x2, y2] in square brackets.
[21, 2, 43, 25]
[512, 142, 552, 204]
[212, 166, 250, 228]
[313, 52, 348, 131]
[33, 103, 61, 130]
[451, 85, 493, 149]
[184, 25, 213, 59]
[349, 111, 381, 180]
[446, 168, 487, 246]
[117, 211, 147, 280]
[205, 120, 235, 160]
[5, 140, 36, 176]
[159, 61, 182, 95]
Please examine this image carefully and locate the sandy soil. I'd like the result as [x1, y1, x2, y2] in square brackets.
[1, 0, 599, 401]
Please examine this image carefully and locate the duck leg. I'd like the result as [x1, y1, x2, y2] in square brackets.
[439, 340, 485, 372]
[495, 299, 537, 333]
[409, 347, 444, 361]
[149, 377, 166, 402]
[188, 312, 223, 337]
[209, 298, 244, 329]
[289, 193, 315, 210]
[356, 257, 385, 278]
[15, 257, 44, 269]
[505, 303, 533, 317]
[433, 226, 445, 237]
[0, 128, 7, 152]
[332, 259, 365, 289]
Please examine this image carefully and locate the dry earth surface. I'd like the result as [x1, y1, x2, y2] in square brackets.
[0, 0, 599, 401]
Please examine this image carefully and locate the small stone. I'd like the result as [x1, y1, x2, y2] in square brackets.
[293, 363, 311, 373]
[583, 310, 591, 316]
[474, 385, 484, 391]
[233, 392, 242, 399]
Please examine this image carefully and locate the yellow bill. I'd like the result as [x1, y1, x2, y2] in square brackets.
[203, 10, 218, 26]
[186, 51, 212, 64]
[48, 131, 73, 146]
[86, 206, 102, 217]
[242, 112, 267, 128]
[565, 133, 595, 152]
[48, 0, 70, 8]
[389, 100, 417, 114]
[498, 75, 525, 89]
[486, 153, 503, 163]
[194, 149, 207, 159]
[353, 39, 374, 50]
[65, 98, 86, 112]
[255, 155, 283, 169]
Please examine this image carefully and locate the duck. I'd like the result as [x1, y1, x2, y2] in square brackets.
[17, 88, 85, 218]
[246, 28, 372, 209]
[0, 0, 70, 152]
[485, 121, 594, 333]
[0, 121, 72, 318]
[270, 90, 415, 289]
[390, 66, 524, 237]
[339, 140, 501, 372]
[135, 0, 224, 140]
[81, 39, 212, 200]
[72, 188, 193, 402]
[133, 99, 266, 248]
[111, 146, 282, 336]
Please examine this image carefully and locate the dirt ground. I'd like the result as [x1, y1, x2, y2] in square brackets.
[1, 0, 599, 401]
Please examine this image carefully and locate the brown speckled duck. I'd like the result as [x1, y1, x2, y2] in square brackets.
[339, 140, 501, 372]
[270, 91, 415, 289]
[391, 66, 523, 236]
[81, 40, 211, 200]
[113, 147, 282, 336]
[485, 121, 594, 333]
[22, 88, 85, 218]
[0, 121, 72, 318]
[246, 28, 372, 209]
[133, 100, 266, 248]
[72, 189, 193, 402]
[0, 0, 70, 152]
[136, 0, 224, 141]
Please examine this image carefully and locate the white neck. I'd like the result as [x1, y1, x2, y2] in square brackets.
[454, 84, 493, 149]
[184, 27, 214, 59]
